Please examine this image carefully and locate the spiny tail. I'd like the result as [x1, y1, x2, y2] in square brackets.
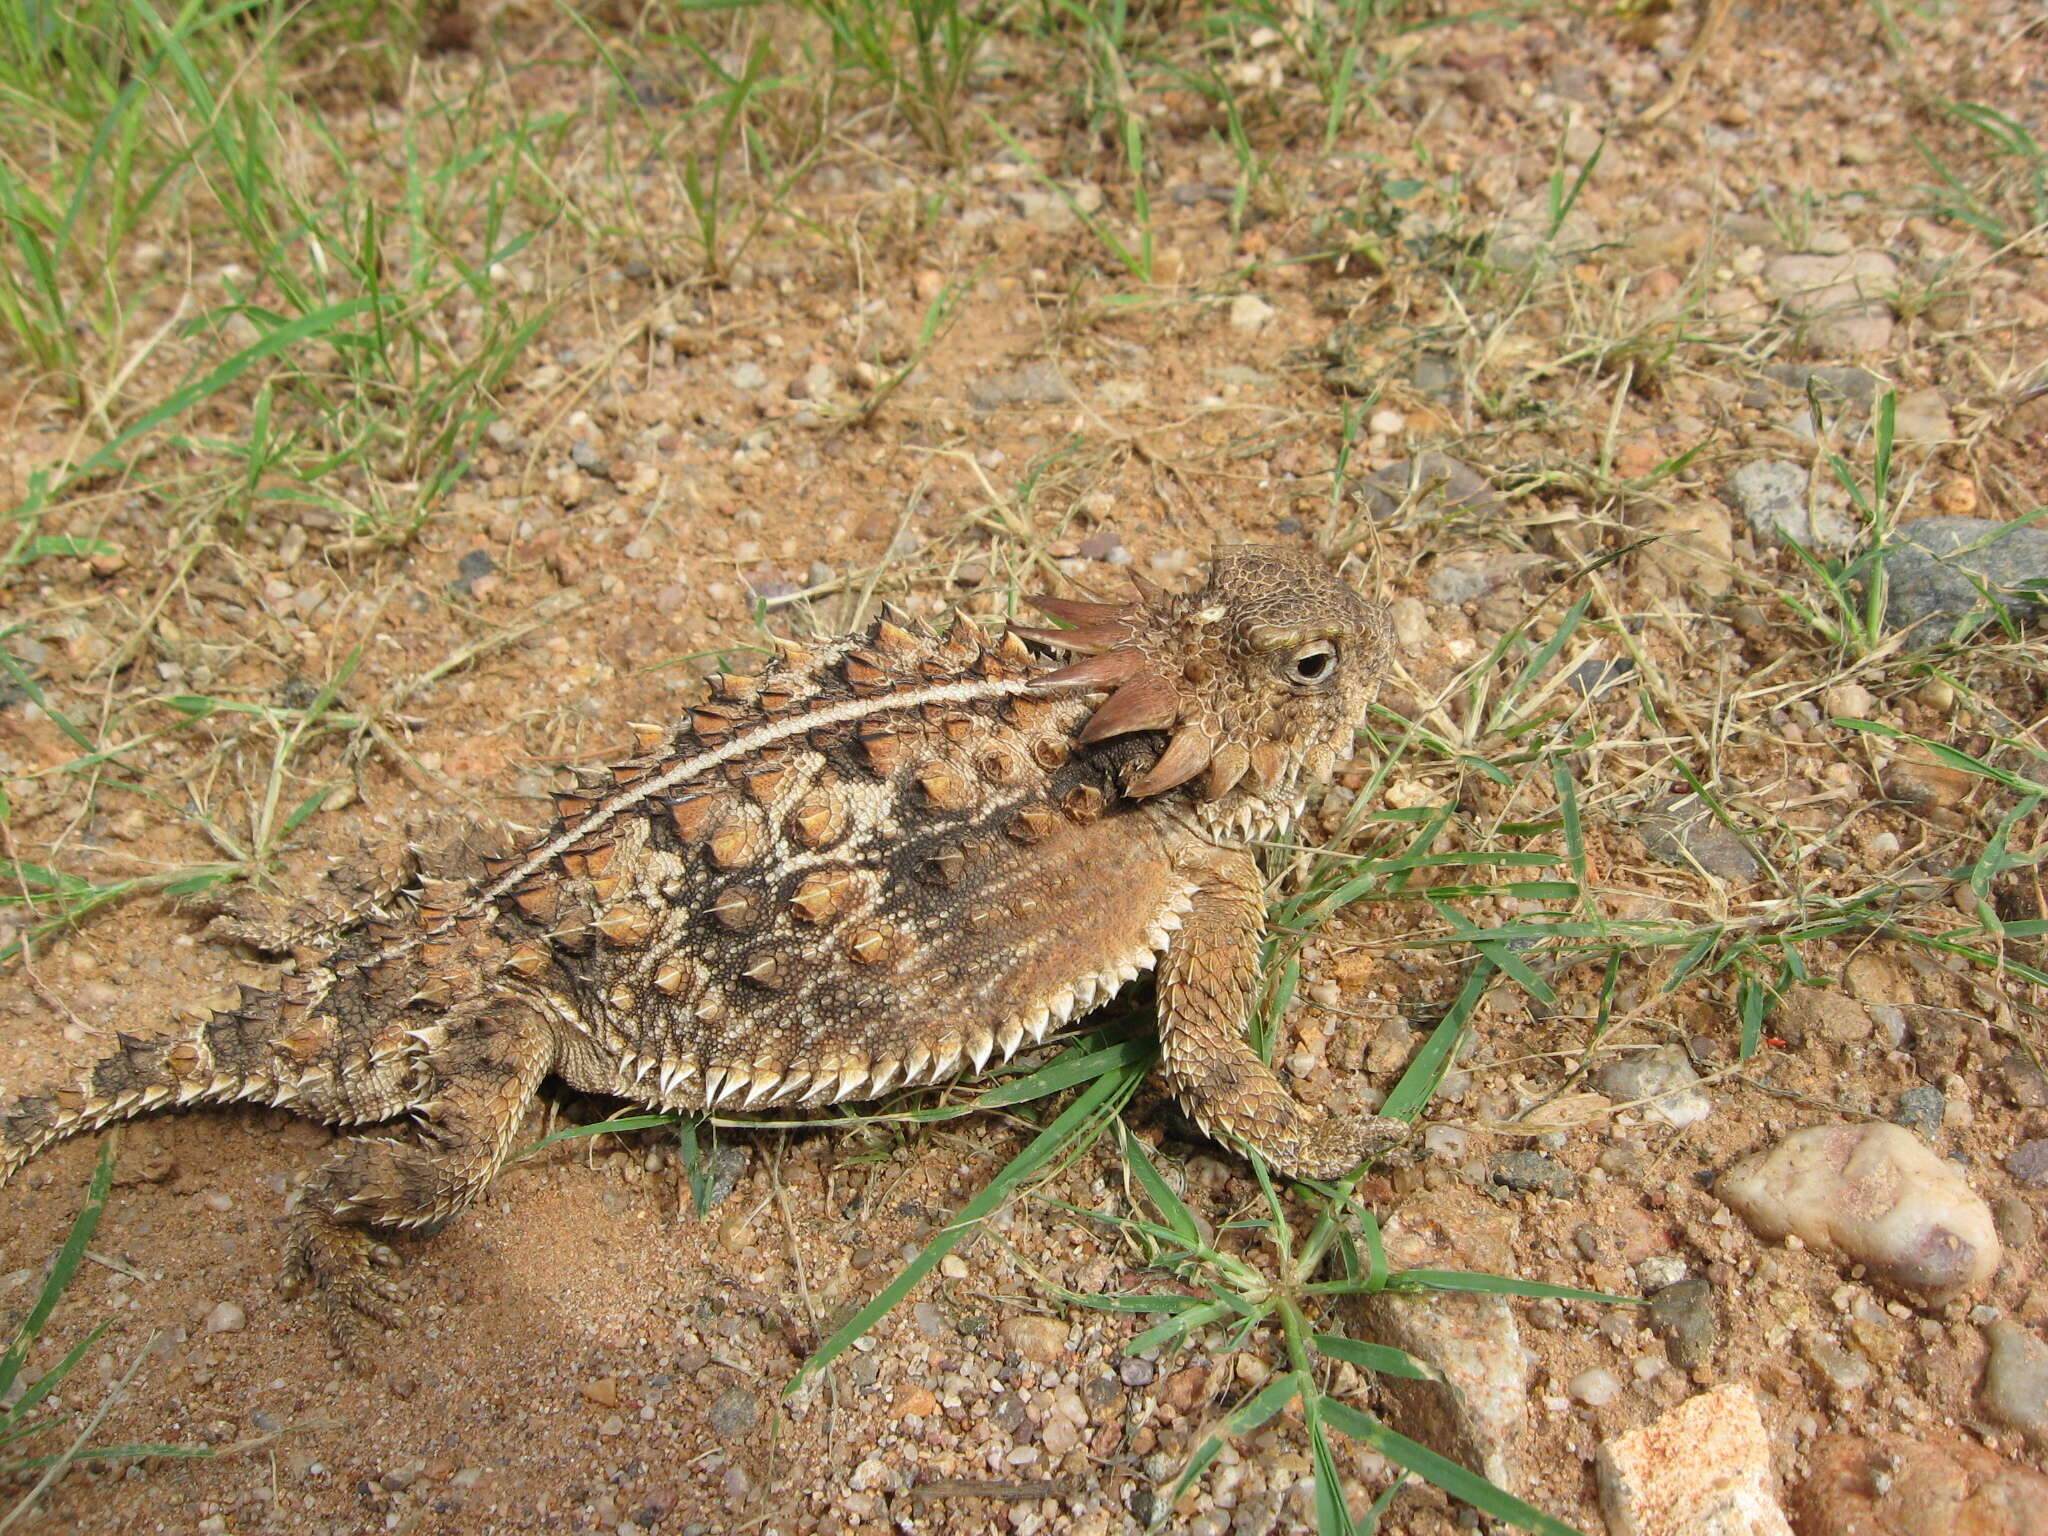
[0, 983, 384, 1187]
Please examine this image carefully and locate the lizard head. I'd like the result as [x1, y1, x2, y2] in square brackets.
[1018, 543, 1392, 834]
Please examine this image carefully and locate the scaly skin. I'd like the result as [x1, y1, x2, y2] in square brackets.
[1, 544, 1401, 1364]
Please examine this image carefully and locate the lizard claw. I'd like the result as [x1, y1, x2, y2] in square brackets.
[281, 1216, 408, 1369]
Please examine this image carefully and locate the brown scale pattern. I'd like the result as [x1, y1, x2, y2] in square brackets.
[1, 545, 1403, 1365]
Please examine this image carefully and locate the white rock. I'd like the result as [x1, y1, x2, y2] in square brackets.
[1715, 1123, 2001, 1307]
[1597, 1383, 1792, 1536]
[1570, 1367, 1623, 1408]
[1228, 294, 1277, 332]
[1762, 251, 1897, 315]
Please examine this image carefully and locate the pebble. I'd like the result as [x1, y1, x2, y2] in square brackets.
[1890, 1085, 1945, 1142]
[1799, 1332, 1874, 1396]
[1638, 800, 1760, 885]
[1569, 1368, 1622, 1408]
[1597, 1384, 1793, 1536]
[1992, 1195, 2038, 1252]
[1715, 1122, 2002, 1307]
[1119, 1358, 1155, 1388]
[967, 362, 1075, 411]
[1880, 741, 1978, 810]
[1076, 528, 1127, 563]
[1489, 1150, 1578, 1200]
[1794, 1433, 2048, 1536]
[1351, 1287, 1530, 1494]
[1724, 459, 1852, 552]
[1567, 656, 1635, 698]
[1594, 1047, 1712, 1128]
[1758, 363, 1880, 412]
[2000, 1053, 2048, 1110]
[1891, 387, 1953, 443]
[1883, 517, 2048, 634]
[204, 1301, 246, 1334]
[1981, 1320, 2048, 1446]
[707, 1384, 761, 1437]
[1635, 1254, 1689, 1292]
[1001, 1315, 1069, 1364]
[1355, 453, 1499, 523]
[1762, 250, 1898, 358]
[1647, 1278, 1716, 1370]
[1228, 294, 1276, 332]
[2007, 1146, 2048, 1187]
[1423, 1124, 1469, 1160]
[728, 361, 768, 392]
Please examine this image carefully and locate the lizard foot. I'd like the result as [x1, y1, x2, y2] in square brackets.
[1239, 1109, 1413, 1182]
[281, 1215, 406, 1370]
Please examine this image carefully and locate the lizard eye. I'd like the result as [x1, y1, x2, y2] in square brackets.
[1283, 641, 1338, 689]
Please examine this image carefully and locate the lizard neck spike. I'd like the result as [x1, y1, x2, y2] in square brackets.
[1017, 570, 1221, 800]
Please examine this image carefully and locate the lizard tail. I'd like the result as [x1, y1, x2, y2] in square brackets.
[0, 982, 399, 1187]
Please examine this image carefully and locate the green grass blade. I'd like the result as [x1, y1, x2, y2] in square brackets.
[1309, 1332, 1442, 1381]
[1322, 1398, 1582, 1536]
[790, 1052, 1145, 1394]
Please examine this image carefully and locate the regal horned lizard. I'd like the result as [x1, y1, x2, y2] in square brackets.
[1, 544, 1399, 1359]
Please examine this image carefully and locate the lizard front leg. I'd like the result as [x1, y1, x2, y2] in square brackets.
[1155, 846, 1406, 1181]
[282, 1000, 556, 1367]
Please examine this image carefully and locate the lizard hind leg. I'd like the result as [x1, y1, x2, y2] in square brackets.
[280, 1001, 556, 1368]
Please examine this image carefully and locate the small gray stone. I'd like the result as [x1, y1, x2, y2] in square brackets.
[967, 361, 1075, 411]
[2008, 1139, 2048, 1188]
[1648, 1278, 1716, 1370]
[1357, 453, 1499, 524]
[1799, 1332, 1873, 1395]
[204, 1301, 246, 1334]
[1595, 1047, 1713, 1129]
[1981, 1320, 2048, 1447]
[1076, 529, 1127, 563]
[1409, 351, 1460, 399]
[1567, 656, 1635, 698]
[689, 1145, 750, 1211]
[1726, 460, 1818, 546]
[1992, 1196, 2038, 1252]
[728, 361, 768, 392]
[1891, 1085, 1946, 1142]
[1639, 799, 1761, 886]
[452, 550, 497, 597]
[707, 1384, 761, 1437]
[1490, 1150, 1577, 1200]
[1119, 1358, 1155, 1388]
[2000, 1053, 2048, 1110]
[1758, 363, 1881, 412]
[1883, 517, 2048, 635]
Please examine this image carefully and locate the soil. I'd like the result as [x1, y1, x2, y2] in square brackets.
[2, 1, 2045, 1533]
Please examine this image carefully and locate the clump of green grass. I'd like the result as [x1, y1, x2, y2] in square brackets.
[1913, 97, 2047, 249]
[804, 0, 996, 163]
[0, 0, 558, 559]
